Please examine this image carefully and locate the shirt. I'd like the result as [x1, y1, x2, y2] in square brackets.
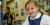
[23, 12, 50, 25]
[3, 12, 13, 25]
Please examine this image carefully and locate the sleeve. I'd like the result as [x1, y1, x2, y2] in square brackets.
[10, 14, 13, 21]
[42, 15, 50, 25]
[3, 15, 5, 20]
[46, 16, 50, 25]
[23, 18, 29, 25]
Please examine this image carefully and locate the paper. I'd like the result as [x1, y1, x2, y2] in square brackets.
[15, 2, 18, 9]
[21, 8, 24, 16]
[15, 10, 18, 17]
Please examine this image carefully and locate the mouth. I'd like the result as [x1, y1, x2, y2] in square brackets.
[30, 12, 34, 15]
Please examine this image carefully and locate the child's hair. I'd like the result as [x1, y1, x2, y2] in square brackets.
[25, 0, 47, 15]
[6, 7, 10, 11]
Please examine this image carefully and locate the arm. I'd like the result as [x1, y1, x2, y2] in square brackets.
[3, 14, 8, 20]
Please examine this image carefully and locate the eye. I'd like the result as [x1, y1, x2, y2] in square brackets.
[26, 9, 29, 11]
[31, 8, 33, 9]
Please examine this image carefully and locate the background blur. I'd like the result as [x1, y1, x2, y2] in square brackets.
[0, 0, 50, 25]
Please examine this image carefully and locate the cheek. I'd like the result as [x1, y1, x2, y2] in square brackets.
[26, 11, 31, 14]
[5, 9, 6, 11]
[5, 10, 7, 12]
[26, 11, 29, 13]
[33, 8, 38, 13]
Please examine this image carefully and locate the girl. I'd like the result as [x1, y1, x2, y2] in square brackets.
[23, 0, 50, 25]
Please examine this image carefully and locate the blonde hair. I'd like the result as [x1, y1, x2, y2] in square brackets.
[25, 0, 47, 15]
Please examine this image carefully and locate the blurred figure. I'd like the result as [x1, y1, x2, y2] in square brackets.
[3, 7, 13, 25]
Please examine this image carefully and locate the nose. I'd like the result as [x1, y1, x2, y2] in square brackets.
[29, 9, 32, 12]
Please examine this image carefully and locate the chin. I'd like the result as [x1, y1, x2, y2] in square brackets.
[30, 15, 35, 17]
[31, 16, 34, 17]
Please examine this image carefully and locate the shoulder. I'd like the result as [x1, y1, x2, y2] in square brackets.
[23, 18, 29, 25]
[42, 15, 50, 19]
[41, 15, 50, 24]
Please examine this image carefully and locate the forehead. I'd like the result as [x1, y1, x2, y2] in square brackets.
[26, 3, 36, 9]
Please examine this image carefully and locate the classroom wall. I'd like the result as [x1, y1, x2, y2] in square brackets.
[14, 0, 25, 20]
[3, 0, 27, 20]
[2, 0, 10, 15]
[2, 0, 29, 21]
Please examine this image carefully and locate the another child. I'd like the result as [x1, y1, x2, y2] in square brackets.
[3, 7, 13, 25]
[23, 0, 50, 25]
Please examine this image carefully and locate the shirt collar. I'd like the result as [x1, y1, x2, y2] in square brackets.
[30, 12, 41, 20]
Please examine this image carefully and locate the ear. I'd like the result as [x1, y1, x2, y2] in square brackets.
[37, 6, 39, 11]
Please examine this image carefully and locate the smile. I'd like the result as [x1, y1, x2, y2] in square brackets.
[30, 12, 34, 15]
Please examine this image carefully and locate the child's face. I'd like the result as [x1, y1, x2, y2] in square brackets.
[26, 3, 39, 18]
[5, 8, 9, 13]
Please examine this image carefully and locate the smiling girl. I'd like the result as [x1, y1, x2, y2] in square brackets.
[23, 0, 50, 25]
